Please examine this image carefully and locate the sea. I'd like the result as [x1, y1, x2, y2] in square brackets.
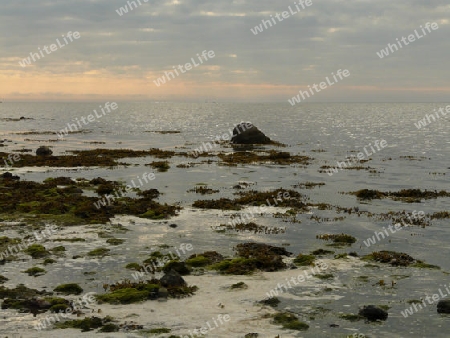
[0, 102, 448, 337]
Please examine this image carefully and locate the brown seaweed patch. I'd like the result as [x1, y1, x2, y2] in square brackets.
[350, 189, 450, 202]
[316, 233, 356, 245]
[146, 161, 170, 172]
[292, 182, 325, 189]
[70, 148, 176, 159]
[187, 185, 220, 195]
[431, 211, 450, 219]
[193, 189, 306, 210]
[193, 198, 241, 210]
[217, 150, 311, 166]
[145, 130, 181, 134]
[363, 250, 415, 266]
[213, 222, 286, 235]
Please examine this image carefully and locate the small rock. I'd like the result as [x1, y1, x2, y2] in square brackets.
[0, 172, 19, 180]
[358, 305, 388, 321]
[169, 223, 177, 228]
[160, 269, 186, 288]
[158, 287, 169, 299]
[36, 146, 53, 156]
[437, 299, 450, 313]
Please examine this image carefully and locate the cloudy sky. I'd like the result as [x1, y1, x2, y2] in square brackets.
[1, 0, 449, 102]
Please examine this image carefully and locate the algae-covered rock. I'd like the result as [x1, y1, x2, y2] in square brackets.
[54, 283, 83, 295]
[437, 299, 450, 314]
[25, 244, 50, 258]
[36, 146, 53, 156]
[358, 305, 388, 321]
[160, 270, 186, 288]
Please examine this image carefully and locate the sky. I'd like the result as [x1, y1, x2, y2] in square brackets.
[1, 0, 449, 102]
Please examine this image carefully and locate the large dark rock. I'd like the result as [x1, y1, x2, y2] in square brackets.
[437, 299, 450, 313]
[160, 269, 186, 288]
[231, 122, 272, 144]
[162, 261, 190, 275]
[358, 305, 388, 321]
[36, 146, 53, 156]
[0, 172, 19, 180]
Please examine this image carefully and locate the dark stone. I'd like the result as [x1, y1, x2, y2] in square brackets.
[36, 146, 53, 156]
[358, 305, 388, 321]
[160, 269, 186, 288]
[90, 177, 107, 185]
[0, 172, 19, 180]
[259, 297, 280, 308]
[437, 299, 450, 313]
[169, 223, 178, 228]
[231, 122, 272, 144]
[162, 261, 190, 275]
[158, 287, 169, 299]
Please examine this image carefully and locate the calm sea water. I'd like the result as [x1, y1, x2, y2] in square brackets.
[0, 102, 449, 337]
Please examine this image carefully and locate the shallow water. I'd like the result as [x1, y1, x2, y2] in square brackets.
[0, 102, 449, 337]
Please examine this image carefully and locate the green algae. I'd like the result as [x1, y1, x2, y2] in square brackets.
[23, 266, 46, 276]
[98, 279, 197, 304]
[272, 312, 309, 331]
[316, 233, 356, 245]
[106, 238, 125, 245]
[0, 178, 180, 225]
[87, 248, 110, 257]
[54, 283, 83, 295]
[185, 255, 211, 267]
[24, 244, 50, 258]
[293, 254, 316, 266]
[210, 243, 290, 275]
[55, 316, 115, 332]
